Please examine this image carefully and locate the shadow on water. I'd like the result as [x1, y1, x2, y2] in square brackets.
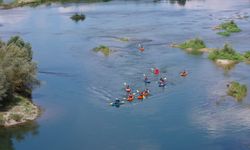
[0, 122, 39, 150]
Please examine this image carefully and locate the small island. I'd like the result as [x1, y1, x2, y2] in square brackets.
[227, 81, 247, 101]
[213, 20, 241, 37]
[208, 44, 250, 67]
[93, 45, 111, 56]
[118, 37, 129, 42]
[0, 36, 40, 127]
[70, 13, 86, 22]
[171, 38, 213, 54]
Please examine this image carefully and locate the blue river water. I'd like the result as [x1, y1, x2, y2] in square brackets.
[0, 0, 250, 149]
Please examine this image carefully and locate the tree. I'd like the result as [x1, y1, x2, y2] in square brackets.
[0, 36, 39, 105]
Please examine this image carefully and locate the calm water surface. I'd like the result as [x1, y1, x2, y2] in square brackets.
[0, 0, 250, 149]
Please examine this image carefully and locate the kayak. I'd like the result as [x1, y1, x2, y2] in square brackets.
[180, 72, 188, 77]
[137, 95, 145, 100]
[144, 80, 151, 84]
[110, 101, 125, 107]
[143, 92, 149, 97]
[139, 47, 144, 52]
[127, 97, 134, 102]
[125, 88, 131, 92]
[159, 83, 166, 87]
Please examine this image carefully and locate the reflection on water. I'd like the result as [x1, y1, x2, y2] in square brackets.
[0, 122, 39, 150]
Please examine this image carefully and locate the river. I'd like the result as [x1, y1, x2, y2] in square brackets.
[0, 0, 250, 149]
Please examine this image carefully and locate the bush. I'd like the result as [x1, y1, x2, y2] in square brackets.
[93, 45, 111, 56]
[10, 114, 23, 122]
[178, 38, 206, 51]
[243, 51, 250, 61]
[227, 81, 247, 101]
[208, 43, 244, 61]
[70, 13, 85, 22]
[216, 20, 241, 36]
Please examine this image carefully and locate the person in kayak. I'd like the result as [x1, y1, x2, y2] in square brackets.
[180, 70, 188, 77]
[138, 43, 144, 52]
[144, 76, 151, 84]
[143, 89, 150, 96]
[114, 98, 120, 105]
[138, 91, 145, 100]
[127, 93, 134, 102]
[125, 85, 132, 93]
[159, 77, 166, 87]
[154, 68, 160, 75]
[111, 98, 122, 108]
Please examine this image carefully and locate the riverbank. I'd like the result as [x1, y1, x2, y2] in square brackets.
[0, 95, 40, 127]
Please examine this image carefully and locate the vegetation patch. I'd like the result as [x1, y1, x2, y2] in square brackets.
[215, 20, 241, 36]
[227, 81, 247, 101]
[93, 45, 111, 56]
[217, 31, 230, 37]
[9, 114, 23, 122]
[243, 51, 250, 62]
[0, 36, 40, 127]
[172, 38, 207, 55]
[118, 37, 129, 42]
[70, 13, 85, 22]
[0, 113, 4, 125]
[208, 44, 244, 62]
[0, 95, 39, 127]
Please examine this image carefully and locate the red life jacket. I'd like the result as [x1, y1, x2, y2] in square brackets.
[154, 68, 160, 75]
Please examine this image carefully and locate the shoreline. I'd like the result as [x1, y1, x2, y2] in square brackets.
[0, 95, 40, 127]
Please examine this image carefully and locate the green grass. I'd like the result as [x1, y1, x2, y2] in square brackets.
[118, 37, 129, 42]
[227, 81, 247, 101]
[93, 45, 111, 56]
[208, 43, 244, 61]
[9, 114, 23, 122]
[216, 20, 241, 36]
[0, 113, 4, 125]
[70, 13, 85, 22]
[217, 31, 230, 37]
[243, 51, 250, 61]
[178, 38, 206, 51]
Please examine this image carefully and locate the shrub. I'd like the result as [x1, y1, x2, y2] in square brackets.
[10, 114, 23, 122]
[178, 38, 206, 51]
[208, 44, 244, 61]
[70, 13, 85, 22]
[227, 81, 247, 101]
[243, 51, 250, 61]
[93, 45, 111, 56]
[216, 20, 241, 36]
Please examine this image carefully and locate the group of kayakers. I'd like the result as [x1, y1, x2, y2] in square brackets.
[110, 44, 189, 107]
[125, 85, 150, 102]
